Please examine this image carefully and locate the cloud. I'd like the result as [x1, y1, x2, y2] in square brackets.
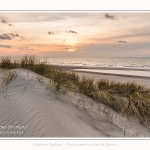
[18, 46, 35, 51]
[66, 30, 78, 34]
[0, 33, 24, 40]
[0, 34, 12, 40]
[20, 36, 25, 40]
[0, 44, 12, 48]
[63, 45, 73, 50]
[0, 13, 103, 23]
[9, 33, 19, 37]
[8, 23, 13, 26]
[105, 14, 116, 20]
[0, 17, 13, 26]
[1, 18, 8, 24]
[118, 40, 127, 43]
[48, 31, 54, 35]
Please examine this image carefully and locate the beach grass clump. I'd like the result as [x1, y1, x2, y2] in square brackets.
[97, 79, 110, 90]
[97, 79, 150, 127]
[20, 55, 36, 69]
[78, 77, 96, 97]
[76, 77, 125, 113]
[0, 56, 19, 69]
[0, 70, 17, 86]
[110, 82, 146, 97]
[97, 92, 125, 113]
[123, 93, 150, 127]
[0, 57, 13, 69]
[47, 67, 80, 91]
[97, 80, 147, 97]
[0, 55, 50, 76]
[19, 55, 49, 75]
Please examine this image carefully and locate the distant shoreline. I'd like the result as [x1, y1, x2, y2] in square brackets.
[52, 65, 150, 71]
[52, 65, 150, 79]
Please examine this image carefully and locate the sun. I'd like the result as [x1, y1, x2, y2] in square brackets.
[68, 49, 74, 52]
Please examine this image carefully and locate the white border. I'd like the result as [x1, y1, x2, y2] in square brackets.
[0, 0, 150, 10]
[0, 7, 150, 149]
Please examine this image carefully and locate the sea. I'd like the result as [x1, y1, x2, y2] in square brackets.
[45, 57, 150, 78]
[46, 57, 150, 69]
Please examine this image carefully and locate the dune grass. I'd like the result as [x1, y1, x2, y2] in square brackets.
[97, 80, 150, 127]
[0, 69, 17, 86]
[0, 55, 150, 128]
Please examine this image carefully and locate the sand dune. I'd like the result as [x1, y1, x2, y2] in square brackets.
[0, 69, 150, 137]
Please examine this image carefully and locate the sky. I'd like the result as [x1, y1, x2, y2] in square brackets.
[0, 12, 150, 57]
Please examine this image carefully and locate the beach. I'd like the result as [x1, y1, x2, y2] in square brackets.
[60, 65, 150, 87]
[0, 67, 150, 137]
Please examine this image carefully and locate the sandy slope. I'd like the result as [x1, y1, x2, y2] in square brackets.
[0, 69, 150, 137]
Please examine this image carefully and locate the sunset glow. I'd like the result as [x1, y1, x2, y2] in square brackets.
[0, 12, 150, 57]
[68, 49, 74, 52]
